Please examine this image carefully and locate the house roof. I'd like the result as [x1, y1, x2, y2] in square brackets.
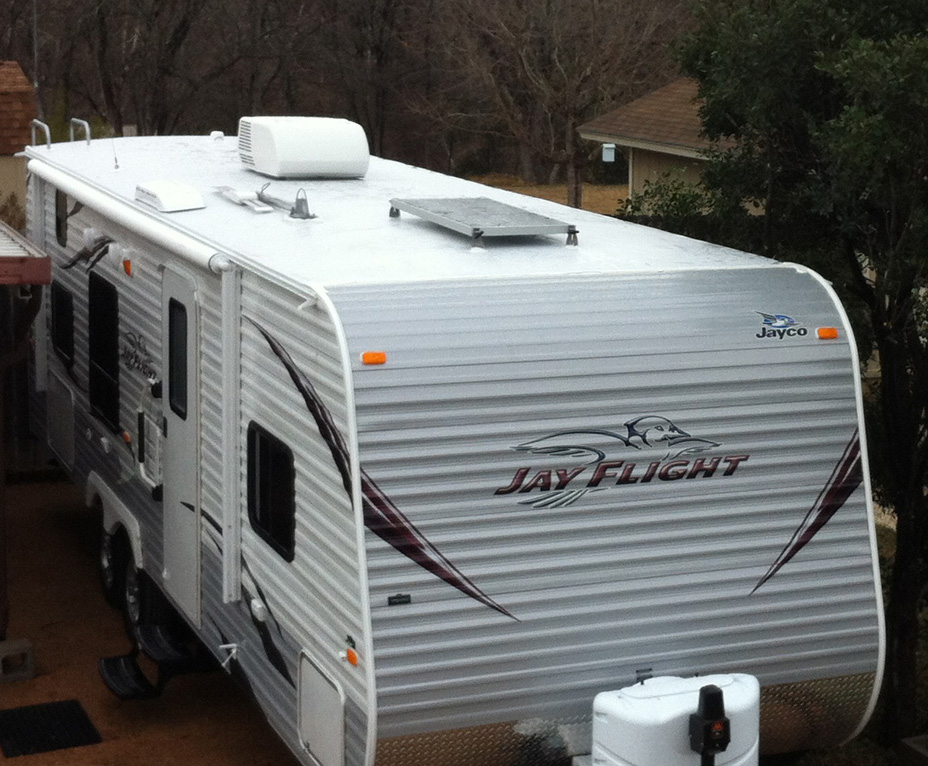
[0, 61, 37, 156]
[580, 78, 719, 160]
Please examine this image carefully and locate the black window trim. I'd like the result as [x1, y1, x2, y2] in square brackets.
[87, 272, 120, 432]
[55, 188, 68, 247]
[168, 297, 188, 420]
[50, 280, 75, 368]
[247, 421, 296, 563]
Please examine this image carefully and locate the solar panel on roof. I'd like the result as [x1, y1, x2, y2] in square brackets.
[389, 197, 578, 245]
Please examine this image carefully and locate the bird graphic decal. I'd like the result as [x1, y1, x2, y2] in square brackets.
[756, 311, 797, 329]
[515, 416, 719, 463]
[62, 234, 113, 271]
[511, 415, 720, 508]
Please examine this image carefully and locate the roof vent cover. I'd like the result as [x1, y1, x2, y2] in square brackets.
[135, 180, 206, 212]
[238, 116, 370, 179]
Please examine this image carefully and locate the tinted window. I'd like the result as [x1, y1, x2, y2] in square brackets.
[88, 272, 119, 431]
[247, 422, 296, 562]
[168, 298, 187, 419]
[50, 281, 74, 367]
[55, 189, 68, 247]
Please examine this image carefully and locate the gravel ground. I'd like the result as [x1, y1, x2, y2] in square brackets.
[1, 479, 301, 766]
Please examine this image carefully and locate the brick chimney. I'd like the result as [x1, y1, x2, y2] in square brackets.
[0, 62, 36, 157]
[0, 62, 37, 223]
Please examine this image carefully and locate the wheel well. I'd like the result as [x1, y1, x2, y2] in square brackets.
[87, 478, 144, 570]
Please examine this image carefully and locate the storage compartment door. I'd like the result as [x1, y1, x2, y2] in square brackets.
[299, 655, 345, 766]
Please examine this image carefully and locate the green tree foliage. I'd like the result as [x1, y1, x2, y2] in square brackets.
[621, 0, 928, 742]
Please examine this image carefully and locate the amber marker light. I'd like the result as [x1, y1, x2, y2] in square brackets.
[817, 327, 839, 340]
[123, 259, 133, 276]
[345, 648, 359, 666]
[361, 351, 387, 365]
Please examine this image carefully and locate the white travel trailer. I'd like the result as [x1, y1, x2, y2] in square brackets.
[23, 117, 883, 766]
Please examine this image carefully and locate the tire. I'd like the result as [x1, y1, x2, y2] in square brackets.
[121, 554, 170, 639]
[99, 528, 124, 608]
[122, 553, 144, 635]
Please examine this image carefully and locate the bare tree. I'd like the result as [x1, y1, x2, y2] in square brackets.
[164, 0, 332, 137]
[57, 0, 327, 136]
[79, 0, 217, 135]
[10, 0, 685, 186]
[439, 0, 687, 205]
[0, 0, 32, 61]
[310, 0, 425, 156]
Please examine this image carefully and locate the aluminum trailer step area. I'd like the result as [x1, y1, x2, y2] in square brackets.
[99, 624, 211, 700]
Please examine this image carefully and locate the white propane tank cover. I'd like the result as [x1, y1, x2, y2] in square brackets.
[592, 674, 760, 766]
[238, 116, 370, 179]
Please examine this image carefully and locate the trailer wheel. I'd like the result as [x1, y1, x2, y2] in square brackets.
[99, 528, 125, 608]
[122, 555, 144, 633]
[120, 555, 170, 639]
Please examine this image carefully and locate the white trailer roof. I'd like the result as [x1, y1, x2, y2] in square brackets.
[26, 134, 770, 288]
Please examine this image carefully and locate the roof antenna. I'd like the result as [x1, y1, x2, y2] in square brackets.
[111, 138, 119, 170]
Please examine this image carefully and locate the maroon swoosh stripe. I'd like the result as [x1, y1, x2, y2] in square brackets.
[752, 431, 863, 593]
[251, 320, 515, 619]
[360, 469, 515, 618]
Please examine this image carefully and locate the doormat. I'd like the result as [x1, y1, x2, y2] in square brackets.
[0, 699, 102, 757]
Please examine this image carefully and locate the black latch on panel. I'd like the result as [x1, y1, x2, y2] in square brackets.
[388, 593, 412, 607]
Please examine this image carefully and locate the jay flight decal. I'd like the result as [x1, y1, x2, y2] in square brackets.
[254, 320, 864, 616]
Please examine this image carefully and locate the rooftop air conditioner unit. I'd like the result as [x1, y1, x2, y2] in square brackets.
[238, 116, 370, 179]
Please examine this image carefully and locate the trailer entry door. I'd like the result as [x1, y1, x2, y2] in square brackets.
[161, 267, 200, 625]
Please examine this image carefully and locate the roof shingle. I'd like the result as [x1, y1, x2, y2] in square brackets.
[580, 78, 719, 156]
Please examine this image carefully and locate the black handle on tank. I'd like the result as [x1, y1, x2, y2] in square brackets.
[689, 684, 731, 766]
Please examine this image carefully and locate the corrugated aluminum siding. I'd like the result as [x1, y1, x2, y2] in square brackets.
[239, 277, 371, 765]
[30, 178, 373, 766]
[34, 189, 168, 572]
[329, 269, 881, 753]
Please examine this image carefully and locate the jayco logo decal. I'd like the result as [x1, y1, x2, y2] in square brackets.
[755, 312, 808, 339]
[495, 415, 749, 508]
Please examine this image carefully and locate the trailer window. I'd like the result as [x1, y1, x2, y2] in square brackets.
[168, 298, 187, 419]
[247, 422, 295, 562]
[88, 272, 120, 431]
[55, 189, 68, 247]
[50, 281, 74, 368]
